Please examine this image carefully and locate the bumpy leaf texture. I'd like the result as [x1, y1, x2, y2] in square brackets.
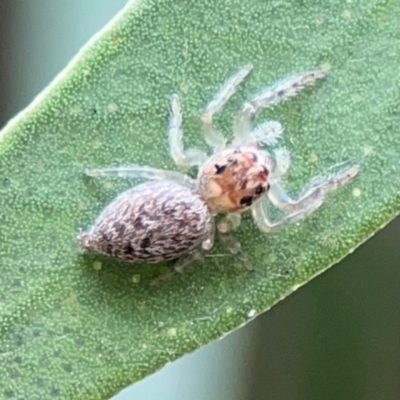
[0, 0, 399, 398]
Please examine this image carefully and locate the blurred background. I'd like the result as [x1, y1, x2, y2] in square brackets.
[0, 1, 399, 399]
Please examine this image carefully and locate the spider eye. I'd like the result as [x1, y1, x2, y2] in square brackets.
[255, 184, 264, 195]
[240, 196, 253, 207]
[249, 152, 258, 162]
[214, 164, 226, 174]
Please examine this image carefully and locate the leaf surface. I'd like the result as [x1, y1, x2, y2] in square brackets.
[1, 0, 399, 398]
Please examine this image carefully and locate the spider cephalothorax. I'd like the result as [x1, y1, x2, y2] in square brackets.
[79, 63, 359, 273]
[197, 146, 272, 213]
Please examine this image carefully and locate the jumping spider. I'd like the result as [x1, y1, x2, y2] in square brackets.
[79, 63, 359, 273]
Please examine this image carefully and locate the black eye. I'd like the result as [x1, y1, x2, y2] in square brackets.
[240, 196, 253, 207]
[255, 184, 264, 195]
[250, 152, 258, 162]
[215, 164, 226, 174]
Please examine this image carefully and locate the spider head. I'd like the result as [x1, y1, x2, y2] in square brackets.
[196, 146, 273, 213]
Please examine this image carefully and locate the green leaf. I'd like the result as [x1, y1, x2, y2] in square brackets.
[1, 0, 399, 398]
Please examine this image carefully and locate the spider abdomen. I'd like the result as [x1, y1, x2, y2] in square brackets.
[79, 180, 212, 263]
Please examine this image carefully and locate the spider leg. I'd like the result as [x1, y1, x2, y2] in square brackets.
[150, 223, 216, 286]
[85, 165, 194, 186]
[272, 148, 291, 177]
[253, 163, 360, 232]
[269, 163, 359, 213]
[169, 94, 208, 167]
[217, 214, 253, 271]
[218, 231, 253, 271]
[217, 213, 242, 233]
[174, 248, 205, 273]
[251, 199, 313, 233]
[149, 249, 204, 287]
[234, 68, 328, 142]
[200, 63, 254, 150]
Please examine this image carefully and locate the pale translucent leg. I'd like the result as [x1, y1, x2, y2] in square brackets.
[253, 163, 360, 232]
[217, 213, 241, 233]
[272, 148, 291, 177]
[173, 249, 205, 273]
[217, 214, 253, 271]
[174, 220, 216, 270]
[150, 223, 216, 286]
[234, 68, 328, 142]
[269, 163, 359, 213]
[169, 94, 208, 167]
[85, 164, 194, 187]
[150, 247, 211, 286]
[201, 218, 216, 251]
[149, 249, 205, 287]
[252, 199, 316, 233]
[218, 231, 253, 271]
[200, 63, 254, 150]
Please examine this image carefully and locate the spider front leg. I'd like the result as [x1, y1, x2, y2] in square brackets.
[169, 94, 208, 167]
[252, 163, 360, 233]
[200, 63, 254, 150]
[234, 68, 328, 143]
